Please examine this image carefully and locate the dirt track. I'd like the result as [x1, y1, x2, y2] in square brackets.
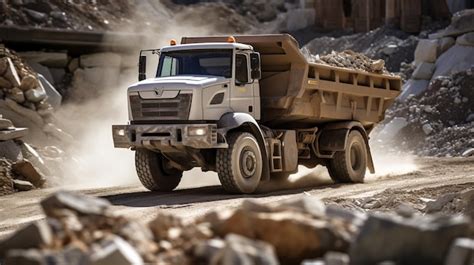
[0, 157, 473, 239]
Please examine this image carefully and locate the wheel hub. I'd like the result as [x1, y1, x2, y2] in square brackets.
[241, 150, 257, 178]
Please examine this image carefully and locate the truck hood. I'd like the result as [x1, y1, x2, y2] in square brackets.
[128, 75, 228, 92]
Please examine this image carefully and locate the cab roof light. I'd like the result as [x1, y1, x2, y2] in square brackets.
[227, 36, 236, 43]
[170, 39, 177, 46]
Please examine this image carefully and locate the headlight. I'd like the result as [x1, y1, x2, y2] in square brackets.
[188, 127, 207, 136]
[116, 129, 126, 136]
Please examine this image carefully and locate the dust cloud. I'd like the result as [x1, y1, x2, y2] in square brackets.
[52, 6, 227, 189]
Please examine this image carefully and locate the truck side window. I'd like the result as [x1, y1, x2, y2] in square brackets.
[160, 56, 178, 77]
[235, 54, 248, 84]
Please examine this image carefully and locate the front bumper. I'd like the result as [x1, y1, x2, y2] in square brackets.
[112, 124, 227, 149]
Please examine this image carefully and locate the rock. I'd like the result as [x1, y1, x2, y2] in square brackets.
[50, 11, 67, 22]
[422, 123, 434, 135]
[456, 32, 474, 47]
[370, 60, 385, 72]
[324, 252, 349, 265]
[275, 196, 326, 218]
[424, 193, 458, 213]
[382, 44, 398, 55]
[23, 8, 47, 22]
[42, 123, 74, 143]
[18, 51, 68, 68]
[215, 234, 279, 265]
[0, 117, 13, 129]
[213, 207, 352, 263]
[194, 239, 225, 263]
[28, 61, 54, 85]
[0, 158, 15, 196]
[433, 9, 474, 38]
[116, 220, 157, 261]
[13, 179, 35, 191]
[0, 57, 8, 75]
[412, 62, 435, 80]
[432, 45, 474, 80]
[0, 76, 12, 88]
[0, 140, 24, 161]
[90, 236, 144, 265]
[24, 85, 47, 103]
[415, 39, 438, 63]
[7, 87, 25, 103]
[20, 142, 49, 176]
[325, 205, 366, 226]
[349, 214, 471, 265]
[444, 238, 474, 265]
[19, 74, 39, 91]
[148, 213, 183, 240]
[461, 148, 474, 157]
[438, 37, 455, 54]
[38, 74, 61, 109]
[0, 221, 53, 256]
[80, 53, 122, 68]
[12, 160, 45, 188]
[40, 190, 110, 217]
[3, 98, 44, 127]
[3, 57, 21, 87]
[398, 79, 429, 101]
[68, 57, 80, 72]
[3, 249, 47, 265]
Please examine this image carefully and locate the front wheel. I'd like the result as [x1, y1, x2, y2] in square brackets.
[135, 149, 182, 191]
[327, 130, 367, 183]
[217, 132, 263, 194]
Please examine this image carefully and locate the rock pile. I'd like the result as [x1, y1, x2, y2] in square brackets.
[0, 45, 71, 145]
[310, 50, 387, 74]
[0, 116, 47, 195]
[0, 191, 472, 265]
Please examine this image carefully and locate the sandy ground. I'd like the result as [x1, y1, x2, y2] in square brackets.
[0, 157, 473, 239]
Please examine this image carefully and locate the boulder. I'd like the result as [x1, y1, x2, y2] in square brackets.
[444, 238, 474, 265]
[2, 98, 44, 127]
[438, 37, 456, 54]
[40, 190, 110, 217]
[7, 87, 25, 103]
[215, 234, 279, 265]
[349, 214, 471, 265]
[431, 9, 474, 38]
[0, 76, 12, 88]
[398, 79, 430, 101]
[432, 45, 474, 80]
[415, 39, 438, 63]
[38, 74, 62, 109]
[80, 53, 122, 68]
[18, 51, 68, 68]
[19, 74, 39, 91]
[0, 221, 53, 256]
[0, 118, 13, 129]
[13, 179, 35, 191]
[24, 84, 47, 103]
[90, 236, 144, 265]
[461, 148, 474, 157]
[412, 62, 435, 80]
[12, 160, 45, 188]
[0, 158, 15, 196]
[28, 61, 54, 85]
[19, 142, 51, 178]
[0, 140, 23, 161]
[3, 249, 47, 265]
[3, 57, 21, 87]
[194, 239, 225, 263]
[456, 32, 474, 46]
[213, 208, 352, 263]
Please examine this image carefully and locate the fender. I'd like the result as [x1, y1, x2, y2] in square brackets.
[217, 112, 270, 181]
[318, 121, 375, 174]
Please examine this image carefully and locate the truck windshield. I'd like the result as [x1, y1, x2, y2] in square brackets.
[157, 49, 232, 78]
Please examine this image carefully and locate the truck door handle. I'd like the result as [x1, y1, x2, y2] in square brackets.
[249, 106, 253, 112]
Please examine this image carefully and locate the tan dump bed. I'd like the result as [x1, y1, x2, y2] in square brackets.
[181, 34, 402, 127]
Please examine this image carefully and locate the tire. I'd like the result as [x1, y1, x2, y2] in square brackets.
[135, 149, 182, 191]
[217, 132, 263, 194]
[328, 130, 367, 183]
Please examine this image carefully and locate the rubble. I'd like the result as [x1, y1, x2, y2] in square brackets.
[1, 190, 471, 265]
[310, 50, 387, 74]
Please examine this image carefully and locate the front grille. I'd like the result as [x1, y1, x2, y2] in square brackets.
[130, 93, 192, 121]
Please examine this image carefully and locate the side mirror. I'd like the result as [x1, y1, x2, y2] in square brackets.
[138, 55, 146, 81]
[250, 53, 261, 80]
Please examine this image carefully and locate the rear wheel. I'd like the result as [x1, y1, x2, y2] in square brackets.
[327, 130, 367, 183]
[217, 132, 263, 194]
[135, 149, 182, 191]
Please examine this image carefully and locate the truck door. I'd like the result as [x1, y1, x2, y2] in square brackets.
[230, 53, 256, 118]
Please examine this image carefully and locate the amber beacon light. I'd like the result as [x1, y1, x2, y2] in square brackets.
[170, 39, 177, 46]
[227, 36, 236, 43]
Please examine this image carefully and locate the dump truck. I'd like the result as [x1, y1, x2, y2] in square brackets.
[112, 34, 402, 194]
